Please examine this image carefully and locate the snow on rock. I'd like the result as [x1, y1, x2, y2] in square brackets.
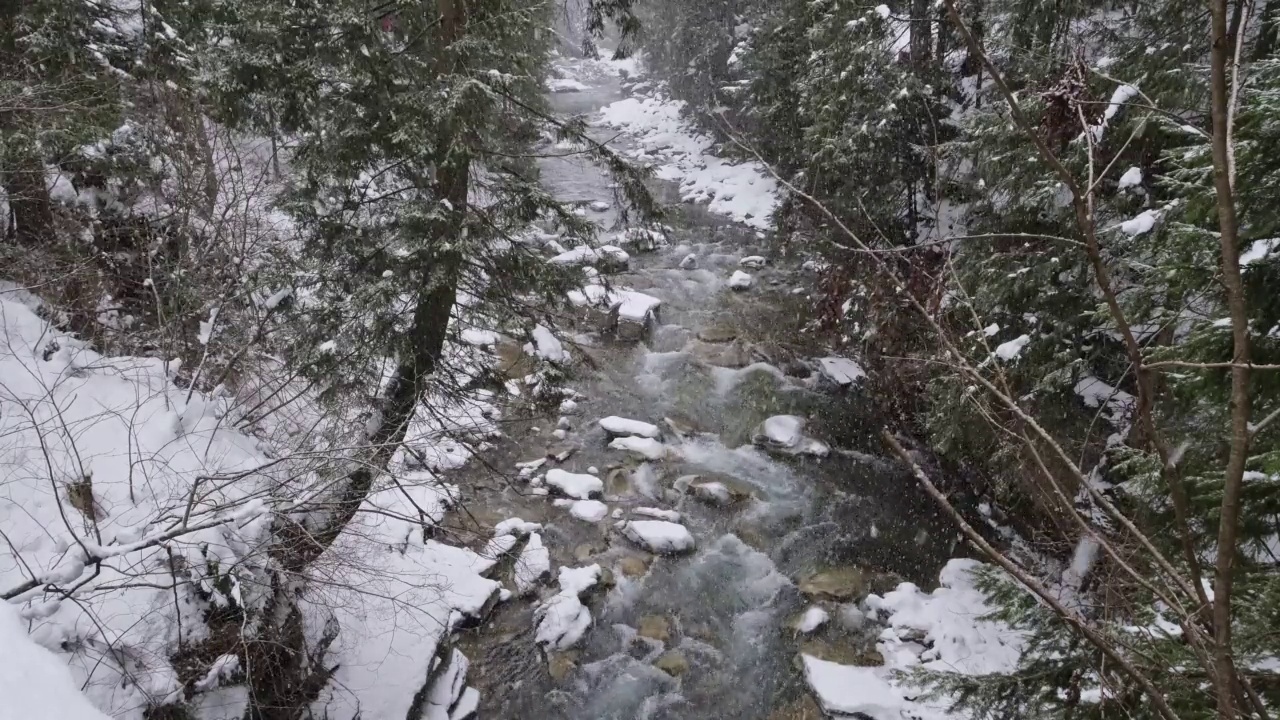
[616, 520, 695, 554]
[752, 415, 829, 456]
[595, 95, 780, 229]
[548, 244, 600, 266]
[795, 606, 830, 634]
[450, 687, 480, 720]
[614, 289, 662, 324]
[495, 518, 543, 537]
[545, 468, 604, 499]
[1117, 166, 1143, 189]
[993, 334, 1031, 362]
[817, 356, 866, 386]
[802, 559, 1023, 719]
[558, 499, 609, 523]
[547, 77, 589, 93]
[728, 270, 754, 290]
[421, 648, 471, 720]
[679, 253, 698, 269]
[739, 255, 766, 268]
[530, 324, 567, 362]
[633, 507, 681, 522]
[0, 602, 113, 720]
[514, 533, 552, 595]
[608, 435, 668, 460]
[802, 655, 907, 719]
[598, 244, 630, 269]
[598, 416, 662, 438]
[589, 200, 611, 212]
[535, 564, 603, 649]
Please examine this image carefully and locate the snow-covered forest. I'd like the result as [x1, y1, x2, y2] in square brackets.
[1, 0, 1277, 717]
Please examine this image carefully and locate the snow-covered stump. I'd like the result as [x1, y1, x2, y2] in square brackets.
[615, 520, 695, 555]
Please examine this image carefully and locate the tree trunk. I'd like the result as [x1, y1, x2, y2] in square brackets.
[911, 0, 932, 68]
[1208, 0, 1253, 717]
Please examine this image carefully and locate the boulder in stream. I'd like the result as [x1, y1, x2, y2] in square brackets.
[678, 253, 698, 269]
[798, 567, 868, 602]
[598, 415, 661, 439]
[616, 519, 695, 554]
[728, 270, 754, 290]
[752, 415, 830, 457]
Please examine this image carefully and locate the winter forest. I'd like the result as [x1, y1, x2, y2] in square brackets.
[1, 0, 1277, 716]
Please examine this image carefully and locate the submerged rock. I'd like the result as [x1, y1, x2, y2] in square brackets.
[798, 568, 868, 602]
[616, 519, 695, 554]
[547, 650, 579, 682]
[696, 325, 738, 343]
[752, 415, 830, 457]
[728, 270, 754, 290]
[678, 253, 698, 269]
[636, 614, 672, 642]
[617, 555, 653, 578]
[653, 650, 689, 677]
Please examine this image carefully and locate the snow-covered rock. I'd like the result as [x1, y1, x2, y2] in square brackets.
[802, 655, 906, 719]
[633, 507, 681, 522]
[514, 533, 551, 595]
[589, 200, 611, 212]
[535, 564, 603, 649]
[794, 606, 829, 634]
[547, 77, 589, 93]
[614, 289, 662, 325]
[739, 255, 766, 268]
[598, 244, 630, 270]
[616, 520, 695, 554]
[728, 270, 754, 290]
[548, 245, 600, 266]
[545, 469, 604, 499]
[598, 416, 662, 439]
[608, 435, 668, 460]
[567, 499, 609, 523]
[817, 357, 866, 386]
[678, 253, 698, 269]
[752, 415, 830, 456]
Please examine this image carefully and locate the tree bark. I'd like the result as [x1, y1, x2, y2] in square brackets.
[1208, 0, 1253, 716]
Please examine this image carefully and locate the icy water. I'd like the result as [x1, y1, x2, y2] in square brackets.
[453, 63, 959, 719]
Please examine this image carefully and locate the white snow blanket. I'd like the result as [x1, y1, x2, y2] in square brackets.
[596, 95, 780, 229]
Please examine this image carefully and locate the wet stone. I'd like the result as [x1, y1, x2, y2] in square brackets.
[547, 650, 579, 682]
[767, 695, 824, 720]
[798, 567, 868, 602]
[796, 639, 884, 667]
[617, 555, 652, 577]
[696, 325, 739, 343]
[636, 614, 672, 643]
[653, 650, 689, 676]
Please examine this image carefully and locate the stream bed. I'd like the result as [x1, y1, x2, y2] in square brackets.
[450, 58, 961, 719]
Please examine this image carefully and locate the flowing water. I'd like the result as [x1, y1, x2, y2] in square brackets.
[453, 61, 960, 719]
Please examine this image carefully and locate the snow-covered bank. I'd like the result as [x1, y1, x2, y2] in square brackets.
[594, 87, 779, 229]
[803, 559, 1024, 719]
[0, 292, 505, 719]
